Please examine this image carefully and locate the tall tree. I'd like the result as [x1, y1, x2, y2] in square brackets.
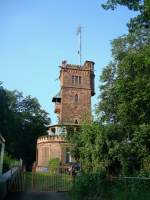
[72, 0, 150, 175]
[102, 0, 150, 47]
[95, 0, 150, 175]
[0, 84, 50, 169]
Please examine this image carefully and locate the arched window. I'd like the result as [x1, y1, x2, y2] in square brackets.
[75, 120, 78, 124]
[75, 94, 79, 102]
[65, 147, 72, 163]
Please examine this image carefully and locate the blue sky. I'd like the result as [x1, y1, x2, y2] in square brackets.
[0, 0, 137, 123]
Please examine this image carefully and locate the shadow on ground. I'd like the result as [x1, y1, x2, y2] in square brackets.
[5, 192, 69, 200]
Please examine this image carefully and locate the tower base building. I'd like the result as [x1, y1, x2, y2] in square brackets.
[36, 60, 95, 171]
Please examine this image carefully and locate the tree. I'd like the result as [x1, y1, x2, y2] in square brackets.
[69, 0, 150, 176]
[95, 0, 150, 175]
[0, 84, 50, 169]
[69, 2, 150, 199]
[102, 0, 150, 47]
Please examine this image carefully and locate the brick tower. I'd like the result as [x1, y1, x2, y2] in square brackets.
[52, 60, 95, 124]
[36, 60, 95, 169]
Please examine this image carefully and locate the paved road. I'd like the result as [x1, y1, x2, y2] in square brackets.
[5, 192, 69, 200]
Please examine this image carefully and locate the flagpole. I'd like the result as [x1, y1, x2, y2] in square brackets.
[77, 26, 82, 67]
[79, 27, 82, 67]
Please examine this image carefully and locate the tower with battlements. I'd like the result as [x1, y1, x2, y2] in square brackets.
[52, 60, 95, 124]
[36, 60, 95, 169]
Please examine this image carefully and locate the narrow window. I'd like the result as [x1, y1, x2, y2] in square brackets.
[72, 76, 75, 84]
[75, 120, 78, 124]
[79, 76, 81, 84]
[75, 94, 78, 102]
[75, 76, 78, 84]
[42, 147, 49, 163]
[65, 147, 71, 163]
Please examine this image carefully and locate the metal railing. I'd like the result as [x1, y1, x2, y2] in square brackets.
[0, 165, 23, 199]
[32, 167, 73, 192]
[8, 166, 73, 192]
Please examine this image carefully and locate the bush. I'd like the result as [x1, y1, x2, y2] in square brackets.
[48, 158, 60, 175]
[3, 152, 19, 173]
[69, 172, 114, 200]
[70, 173, 150, 200]
[3, 153, 12, 172]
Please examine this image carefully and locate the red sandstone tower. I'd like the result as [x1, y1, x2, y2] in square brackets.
[52, 60, 95, 124]
[36, 60, 95, 168]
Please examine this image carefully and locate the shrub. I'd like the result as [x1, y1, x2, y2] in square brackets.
[69, 171, 114, 200]
[48, 158, 60, 175]
[3, 152, 20, 173]
[70, 173, 150, 200]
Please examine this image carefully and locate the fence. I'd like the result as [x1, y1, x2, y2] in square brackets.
[32, 167, 73, 192]
[0, 165, 23, 200]
[10, 166, 73, 192]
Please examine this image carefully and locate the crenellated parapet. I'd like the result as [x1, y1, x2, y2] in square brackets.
[37, 135, 65, 144]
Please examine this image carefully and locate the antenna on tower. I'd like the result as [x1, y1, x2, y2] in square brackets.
[76, 26, 82, 67]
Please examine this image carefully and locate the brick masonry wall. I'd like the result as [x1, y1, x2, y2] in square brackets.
[61, 87, 91, 123]
[60, 62, 93, 124]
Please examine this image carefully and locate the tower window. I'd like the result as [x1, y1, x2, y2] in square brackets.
[75, 94, 79, 102]
[79, 76, 81, 84]
[42, 147, 49, 163]
[72, 76, 75, 84]
[72, 76, 81, 85]
[65, 147, 72, 163]
[75, 76, 78, 84]
[75, 120, 78, 124]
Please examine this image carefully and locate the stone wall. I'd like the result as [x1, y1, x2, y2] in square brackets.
[36, 136, 69, 166]
[59, 61, 94, 124]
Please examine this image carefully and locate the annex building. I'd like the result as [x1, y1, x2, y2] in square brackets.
[36, 60, 95, 169]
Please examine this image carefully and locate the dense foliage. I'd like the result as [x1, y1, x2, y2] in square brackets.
[0, 83, 50, 170]
[70, 173, 150, 200]
[70, 172, 113, 200]
[3, 152, 21, 173]
[96, 0, 150, 176]
[69, 0, 150, 199]
[48, 158, 60, 174]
